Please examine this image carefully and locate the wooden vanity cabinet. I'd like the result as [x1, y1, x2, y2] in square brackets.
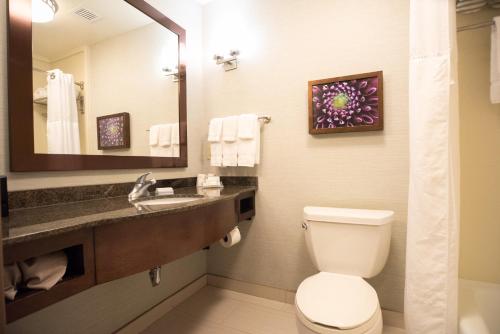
[3, 229, 95, 322]
[2, 190, 256, 322]
[94, 199, 237, 283]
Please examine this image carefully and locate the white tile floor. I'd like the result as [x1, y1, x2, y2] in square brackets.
[142, 286, 405, 334]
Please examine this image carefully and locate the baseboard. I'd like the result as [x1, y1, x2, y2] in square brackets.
[207, 274, 405, 329]
[115, 275, 207, 334]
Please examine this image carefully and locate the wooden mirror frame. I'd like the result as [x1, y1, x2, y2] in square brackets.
[7, 0, 187, 171]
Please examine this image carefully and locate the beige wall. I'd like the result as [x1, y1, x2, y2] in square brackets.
[1, 0, 207, 332]
[458, 10, 500, 284]
[203, 0, 410, 312]
[87, 23, 179, 156]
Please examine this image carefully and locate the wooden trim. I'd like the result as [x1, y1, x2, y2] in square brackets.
[7, 0, 188, 171]
[308, 71, 384, 135]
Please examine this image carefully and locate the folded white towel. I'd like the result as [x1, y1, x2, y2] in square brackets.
[237, 117, 260, 167]
[18, 251, 67, 291]
[4, 263, 22, 301]
[222, 116, 238, 142]
[171, 123, 180, 157]
[491, 18, 500, 103]
[210, 142, 223, 166]
[222, 141, 238, 166]
[208, 118, 223, 142]
[238, 114, 257, 139]
[171, 123, 180, 145]
[33, 87, 47, 100]
[158, 124, 172, 147]
[149, 125, 160, 146]
[156, 187, 174, 195]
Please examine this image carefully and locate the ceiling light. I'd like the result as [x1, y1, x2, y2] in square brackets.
[32, 0, 58, 23]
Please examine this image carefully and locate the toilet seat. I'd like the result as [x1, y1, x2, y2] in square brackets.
[296, 272, 380, 331]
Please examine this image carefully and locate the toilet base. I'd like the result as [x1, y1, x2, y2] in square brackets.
[295, 306, 383, 334]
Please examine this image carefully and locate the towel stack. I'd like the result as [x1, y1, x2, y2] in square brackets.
[3, 251, 67, 301]
[149, 123, 180, 157]
[208, 114, 260, 167]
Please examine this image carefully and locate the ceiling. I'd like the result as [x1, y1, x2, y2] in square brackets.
[33, 0, 155, 61]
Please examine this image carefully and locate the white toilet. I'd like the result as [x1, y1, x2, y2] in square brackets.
[295, 206, 393, 334]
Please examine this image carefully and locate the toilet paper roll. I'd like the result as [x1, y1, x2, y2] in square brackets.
[220, 227, 241, 248]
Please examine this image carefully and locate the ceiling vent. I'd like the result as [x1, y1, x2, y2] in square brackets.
[72, 7, 101, 23]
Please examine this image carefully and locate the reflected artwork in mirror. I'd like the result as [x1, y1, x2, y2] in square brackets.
[8, 0, 187, 171]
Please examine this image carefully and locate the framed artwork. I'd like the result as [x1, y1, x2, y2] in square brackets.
[97, 112, 130, 150]
[308, 71, 383, 134]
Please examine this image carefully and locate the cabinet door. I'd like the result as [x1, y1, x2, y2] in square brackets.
[94, 199, 236, 283]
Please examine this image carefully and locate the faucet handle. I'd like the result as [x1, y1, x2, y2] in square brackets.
[136, 172, 152, 185]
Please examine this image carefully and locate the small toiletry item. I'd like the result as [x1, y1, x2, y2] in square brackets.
[155, 187, 174, 196]
[203, 175, 223, 188]
[196, 174, 207, 187]
[1, 176, 8, 218]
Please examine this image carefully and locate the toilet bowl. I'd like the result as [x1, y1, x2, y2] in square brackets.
[295, 207, 393, 334]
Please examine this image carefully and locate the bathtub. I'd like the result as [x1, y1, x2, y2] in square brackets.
[459, 279, 500, 334]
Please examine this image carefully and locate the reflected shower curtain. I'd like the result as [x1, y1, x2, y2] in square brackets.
[47, 69, 80, 154]
[406, 0, 460, 333]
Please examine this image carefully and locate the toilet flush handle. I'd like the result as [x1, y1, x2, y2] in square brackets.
[301, 222, 308, 230]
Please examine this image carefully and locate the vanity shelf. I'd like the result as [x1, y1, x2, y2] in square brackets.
[3, 229, 95, 323]
[236, 191, 256, 222]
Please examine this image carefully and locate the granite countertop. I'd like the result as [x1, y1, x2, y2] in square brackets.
[2, 186, 256, 246]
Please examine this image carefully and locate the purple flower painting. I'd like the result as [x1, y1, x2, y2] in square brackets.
[97, 112, 130, 150]
[309, 71, 383, 134]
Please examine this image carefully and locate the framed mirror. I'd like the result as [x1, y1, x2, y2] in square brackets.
[7, 0, 187, 171]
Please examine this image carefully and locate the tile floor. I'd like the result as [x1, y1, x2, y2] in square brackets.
[142, 286, 406, 334]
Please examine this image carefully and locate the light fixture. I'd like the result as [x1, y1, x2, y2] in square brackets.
[213, 50, 240, 71]
[32, 0, 58, 23]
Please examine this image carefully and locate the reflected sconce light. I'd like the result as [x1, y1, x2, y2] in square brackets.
[162, 66, 179, 82]
[32, 0, 58, 23]
[213, 50, 240, 71]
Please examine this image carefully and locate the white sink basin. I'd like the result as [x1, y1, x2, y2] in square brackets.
[137, 197, 200, 206]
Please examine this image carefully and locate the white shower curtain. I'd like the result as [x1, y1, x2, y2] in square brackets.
[406, 0, 460, 333]
[46, 69, 81, 154]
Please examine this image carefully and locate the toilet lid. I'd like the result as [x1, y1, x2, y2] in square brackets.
[296, 272, 379, 330]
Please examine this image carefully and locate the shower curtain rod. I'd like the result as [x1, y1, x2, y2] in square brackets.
[33, 67, 85, 90]
[457, 20, 493, 32]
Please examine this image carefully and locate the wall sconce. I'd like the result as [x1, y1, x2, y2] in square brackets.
[162, 66, 179, 82]
[213, 50, 240, 71]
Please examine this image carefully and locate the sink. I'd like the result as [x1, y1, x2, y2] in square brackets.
[137, 197, 201, 206]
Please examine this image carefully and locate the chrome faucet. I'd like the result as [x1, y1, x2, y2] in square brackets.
[129, 172, 156, 201]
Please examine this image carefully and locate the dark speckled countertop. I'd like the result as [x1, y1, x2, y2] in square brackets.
[2, 186, 256, 246]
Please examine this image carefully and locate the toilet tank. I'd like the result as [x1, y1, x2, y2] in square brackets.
[303, 207, 393, 278]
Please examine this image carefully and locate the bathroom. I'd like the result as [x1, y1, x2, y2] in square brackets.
[0, 0, 499, 333]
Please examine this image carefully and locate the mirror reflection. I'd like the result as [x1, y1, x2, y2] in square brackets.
[32, 0, 180, 157]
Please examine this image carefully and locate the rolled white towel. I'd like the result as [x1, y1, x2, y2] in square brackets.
[4, 263, 22, 301]
[18, 251, 67, 291]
